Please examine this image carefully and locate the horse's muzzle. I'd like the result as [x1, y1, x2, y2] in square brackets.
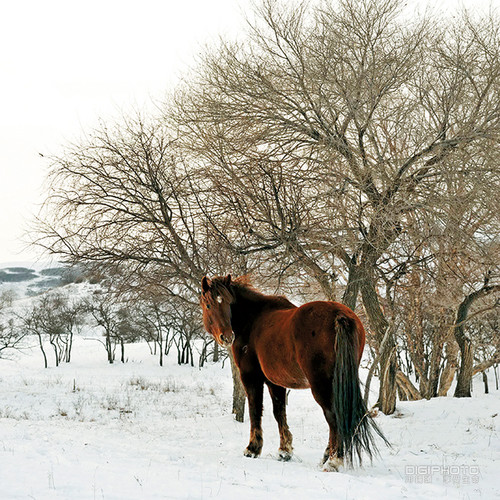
[219, 332, 235, 348]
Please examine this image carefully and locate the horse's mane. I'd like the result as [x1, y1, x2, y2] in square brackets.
[212, 275, 295, 309]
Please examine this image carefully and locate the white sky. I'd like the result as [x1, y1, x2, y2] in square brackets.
[0, 0, 246, 263]
[0, 0, 497, 263]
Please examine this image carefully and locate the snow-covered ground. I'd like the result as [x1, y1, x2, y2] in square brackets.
[0, 338, 498, 500]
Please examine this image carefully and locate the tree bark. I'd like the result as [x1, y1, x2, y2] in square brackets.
[454, 284, 500, 398]
[455, 330, 474, 398]
[342, 258, 361, 310]
[66, 332, 73, 363]
[229, 349, 245, 422]
[158, 335, 164, 367]
[38, 333, 48, 369]
[106, 332, 114, 364]
[396, 371, 422, 401]
[360, 271, 397, 415]
[378, 342, 398, 414]
[427, 344, 442, 399]
[438, 337, 459, 396]
[473, 351, 500, 375]
[482, 371, 489, 394]
[50, 338, 59, 367]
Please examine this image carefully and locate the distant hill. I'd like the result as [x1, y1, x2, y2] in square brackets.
[0, 263, 84, 297]
[0, 267, 37, 282]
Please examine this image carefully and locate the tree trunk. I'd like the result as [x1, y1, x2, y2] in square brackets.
[229, 349, 245, 422]
[106, 332, 114, 364]
[378, 342, 398, 414]
[38, 333, 48, 369]
[158, 335, 164, 367]
[360, 272, 397, 415]
[454, 336, 473, 398]
[50, 338, 59, 367]
[66, 332, 73, 363]
[455, 283, 500, 397]
[438, 365, 457, 397]
[363, 356, 378, 406]
[438, 338, 459, 396]
[396, 371, 422, 401]
[473, 350, 500, 375]
[426, 345, 442, 399]
[454, 284, 500, 397]
[342, 258, 361, 310]
[482, 371, 489, 394]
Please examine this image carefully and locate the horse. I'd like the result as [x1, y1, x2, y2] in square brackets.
[200, 274, 388, 471]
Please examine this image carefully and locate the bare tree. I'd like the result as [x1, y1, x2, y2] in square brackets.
[36, 114, 210, 297]
[471, 306, 500, 392]
[0, 303, 25, 357]
[36, 112, 251, 417]
[454, 277, 500, 397]
[36, 0, 500, 416]
[173, 0, 500, 412]
[85, 285, 142, 364]
[18, 291, 85, 367]
[131, 289, 174, 367]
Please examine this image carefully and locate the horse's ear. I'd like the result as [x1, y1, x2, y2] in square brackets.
[224, 274, 232, 287]
[201, 276, 211, 293]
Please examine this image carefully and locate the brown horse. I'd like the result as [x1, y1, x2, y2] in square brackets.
[200, 274, 387, 470]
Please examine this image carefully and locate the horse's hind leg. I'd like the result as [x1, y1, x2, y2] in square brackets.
[321, 410, 343, 471]
[310, 381, 343, 471]
[266, 382, 293, 461]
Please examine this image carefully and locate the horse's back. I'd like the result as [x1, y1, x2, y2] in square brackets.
[293, 300, 364, 340]
[285, 301, 365, 386]
[251, 300, 365, 389]
[291, 300, 365, 361]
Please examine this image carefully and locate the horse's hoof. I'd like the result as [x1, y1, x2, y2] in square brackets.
[278, 450, 293, 461]
[243, 448, 260, 458]
[322, 456, 343, 472]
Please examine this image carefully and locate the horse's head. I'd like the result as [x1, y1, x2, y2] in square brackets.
[200, 274, 235, 348]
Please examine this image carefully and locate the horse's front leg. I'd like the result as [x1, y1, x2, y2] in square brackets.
[266, 382, 293, 461]
[241, 374, 264, 458]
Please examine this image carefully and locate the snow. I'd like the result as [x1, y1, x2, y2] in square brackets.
[0, 260, 67, 299]
[0, 339, 498, 499]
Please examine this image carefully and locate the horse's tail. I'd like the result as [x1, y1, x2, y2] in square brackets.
[332, 314, 389, 466]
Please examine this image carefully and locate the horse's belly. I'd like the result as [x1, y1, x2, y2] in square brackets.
[260, 359, 310, 389]
[268, 373, 310, 389]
